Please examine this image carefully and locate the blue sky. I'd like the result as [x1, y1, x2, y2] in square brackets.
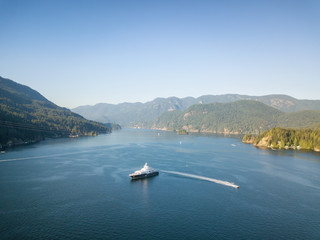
[1, 0, 319, 108]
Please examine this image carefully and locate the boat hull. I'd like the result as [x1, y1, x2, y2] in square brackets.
[130, 171, 159, 180]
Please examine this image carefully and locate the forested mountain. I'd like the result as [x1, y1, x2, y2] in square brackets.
[0, 76, 110, 147]
[72, 94, 320, 127]
[243, 128, 320, 152]
[148, 100, 320, 134]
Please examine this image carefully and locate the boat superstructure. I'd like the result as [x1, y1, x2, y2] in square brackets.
[129, 163, 159, 180]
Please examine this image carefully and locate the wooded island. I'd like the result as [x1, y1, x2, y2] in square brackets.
[243, 128, 320, 152]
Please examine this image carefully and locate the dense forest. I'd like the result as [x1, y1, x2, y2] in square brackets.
[0, 77, 110, 148]
[243, 128, 320, 152]
[147, 100, 320, 134]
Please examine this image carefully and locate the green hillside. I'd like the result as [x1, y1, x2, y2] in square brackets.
[243, 128, 320, 152]
[277, 110, 320, 128]
[149, 100, 320, 134]
[0, 76, 110, 147]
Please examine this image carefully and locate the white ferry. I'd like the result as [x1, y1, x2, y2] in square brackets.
[129, 163, 159, 180]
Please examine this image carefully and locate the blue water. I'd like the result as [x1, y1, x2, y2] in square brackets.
[0, 129, 320, 239]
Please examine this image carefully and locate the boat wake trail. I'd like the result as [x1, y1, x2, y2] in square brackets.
[0, 150, 95, 163]
[161, 170, 239, 189]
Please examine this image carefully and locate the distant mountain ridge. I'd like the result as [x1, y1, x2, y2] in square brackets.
[72, 94, 320, 127]
[148, 100, 320, 134]
[0, 76, 110, 147]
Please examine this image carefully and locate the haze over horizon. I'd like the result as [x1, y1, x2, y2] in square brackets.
[1, 0, 319, 108]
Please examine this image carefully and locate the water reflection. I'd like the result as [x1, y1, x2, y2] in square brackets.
[130, 178, 153, 207]
[257, 146, 320, 163]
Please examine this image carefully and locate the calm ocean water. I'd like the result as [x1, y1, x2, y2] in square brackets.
[0, 129, 320, 239]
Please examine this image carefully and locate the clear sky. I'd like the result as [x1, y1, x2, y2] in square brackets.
[1, 0, 319, 108]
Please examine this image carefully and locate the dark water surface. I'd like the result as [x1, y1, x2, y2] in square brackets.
[0, 129, 320, 239]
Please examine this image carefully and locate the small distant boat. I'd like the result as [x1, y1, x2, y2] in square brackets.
[129, 163, 159, 180]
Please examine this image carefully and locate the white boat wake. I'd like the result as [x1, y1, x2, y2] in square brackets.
[161, 170, 239, 189]
[0, 150, 95, 163]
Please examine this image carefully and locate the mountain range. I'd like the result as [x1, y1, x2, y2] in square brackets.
[72, 94, 320, 127]
[1, 75, 320, 147]
[148, 100, 320, 134]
